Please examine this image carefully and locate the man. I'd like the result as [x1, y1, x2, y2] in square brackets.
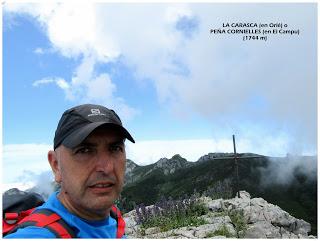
[5, 104, 135, 238]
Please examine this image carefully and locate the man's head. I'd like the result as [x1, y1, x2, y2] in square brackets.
[48, 104, 134, 220]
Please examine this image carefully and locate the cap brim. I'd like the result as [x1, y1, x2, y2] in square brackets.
[62, 122, 135, 149]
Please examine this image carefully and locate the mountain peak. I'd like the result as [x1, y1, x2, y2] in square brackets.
[155, 154, 190, 175]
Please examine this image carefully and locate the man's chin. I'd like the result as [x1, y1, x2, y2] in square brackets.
[89, 203, 116, 218]
[85, 189, 120, 210]
[88, 195, 117, 209]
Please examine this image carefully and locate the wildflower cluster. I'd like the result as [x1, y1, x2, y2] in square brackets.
[134, 194, 208, 232]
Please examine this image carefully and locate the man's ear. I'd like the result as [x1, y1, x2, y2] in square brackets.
[48, 150, 62, 183]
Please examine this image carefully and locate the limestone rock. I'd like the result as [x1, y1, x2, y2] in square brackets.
[245, 221, 281, 238]
[124, 190, 314, 239]
[207, 198, 224, 212]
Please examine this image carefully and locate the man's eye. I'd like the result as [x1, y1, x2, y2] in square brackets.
[110, 146, 123, 152]
[75, 147, 93, 154]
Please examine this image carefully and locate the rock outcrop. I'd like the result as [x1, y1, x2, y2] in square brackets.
[124, 191, 313, 239]
[155, 155, 191, 175]
[124, 155, 192, 185]
[124, 159, 140, 184]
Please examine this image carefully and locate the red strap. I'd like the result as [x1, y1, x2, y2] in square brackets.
[4, 213, 19, 220]
[44, 221, 73, 238]
[21, 211, 73, 238]
[116, 215, 126, 238]
[3, 209, 74, 238]
[111, 205, 126, 238]
[22, 213, 61, 226]
[4, 207, 124, 238]
[3, 208, 36, 234]
[4, 208, 35, 221]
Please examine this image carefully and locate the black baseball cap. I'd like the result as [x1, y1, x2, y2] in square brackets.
[54, 104, 135, 149]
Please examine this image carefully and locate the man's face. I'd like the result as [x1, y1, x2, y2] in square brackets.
[50, 126, 126, 220]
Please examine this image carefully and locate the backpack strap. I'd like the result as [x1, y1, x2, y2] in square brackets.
[3, 207, 36, 234]
[5, 209, 76, 238]
[110, 205, 125, 238]
[4, 206, 124, 238]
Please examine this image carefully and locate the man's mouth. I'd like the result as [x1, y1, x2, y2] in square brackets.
[90, 183, 113, 188]
[89, 182, 115, 193]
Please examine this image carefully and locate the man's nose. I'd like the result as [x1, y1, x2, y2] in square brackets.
[95, 150, 114, 173]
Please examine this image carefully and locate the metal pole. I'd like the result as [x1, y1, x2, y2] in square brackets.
[233, 135, 240, 198]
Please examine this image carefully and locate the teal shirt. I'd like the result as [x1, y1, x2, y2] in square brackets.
[5, 191, 120, 238]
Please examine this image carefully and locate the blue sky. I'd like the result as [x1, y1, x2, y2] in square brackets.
[2, 3, 317, 188]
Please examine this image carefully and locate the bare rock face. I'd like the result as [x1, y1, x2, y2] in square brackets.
[123, 191, 313, 239]
[155, 155, 191, 175]
[124, 159, 140, 185]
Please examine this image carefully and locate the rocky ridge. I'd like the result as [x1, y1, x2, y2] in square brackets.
[124, 191, 315, 239]
[124, 155, 192, 185]
[154, 154, 191, 175]
[124, 159, 140, 184]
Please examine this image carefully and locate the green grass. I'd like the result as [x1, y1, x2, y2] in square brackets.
[229, 209, 247, 238]
[141, 213, 207, 232]
[205, 210, 247, 238]
[206, 225, 234, 238]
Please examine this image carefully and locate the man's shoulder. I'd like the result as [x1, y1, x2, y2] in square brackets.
[4, 192, 73, 239]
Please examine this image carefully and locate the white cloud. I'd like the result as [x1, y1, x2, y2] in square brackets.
[33, 77, 74, 100]
[4, 3, 317, 154]
[165, 4, 193, 23]
[87, 74, 116, 100]
[260, 155, 317, 187]
[67, 55, 138, 120]
[33, 77, 67, 87]
[48, 3, 96, 56]
[3, 2, 100, 60]
[33, 78, 55, 87]
[2, 182, 35, 193]
[2, 144, 53, 184]
[56, 78, 70, 91]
